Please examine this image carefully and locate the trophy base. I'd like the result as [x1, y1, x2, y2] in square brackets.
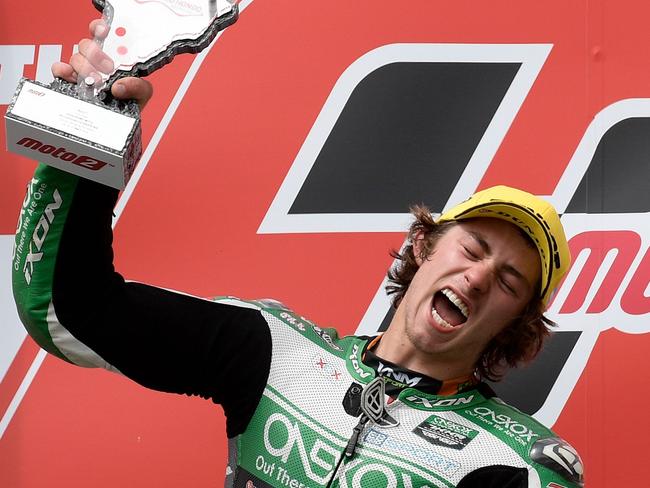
[5, 78, 142, 190]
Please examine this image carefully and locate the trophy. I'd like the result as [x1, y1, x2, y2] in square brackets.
[5, 0, 238, 189]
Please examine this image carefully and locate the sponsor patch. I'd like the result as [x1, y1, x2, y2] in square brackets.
[278, 311, 307, 331]
[362, 428, 460, 476]
[404, 393, 475, 409]
[349, 343, 372, 378]
[413, 414, 478, 450]
[467, 406, 539, 446]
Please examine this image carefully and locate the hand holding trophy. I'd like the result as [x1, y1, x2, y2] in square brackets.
[52, 20, 155, 110]
[5, 0, 238, 189]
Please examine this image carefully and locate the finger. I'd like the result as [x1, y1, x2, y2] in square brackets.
[78, 38, 115, 74]
[71, 38, 114, 77]
[51, 62, 78, 83]
[111, 77, 154, 110]
[89, 19, 109, 41]
[69, 52, 98, 82]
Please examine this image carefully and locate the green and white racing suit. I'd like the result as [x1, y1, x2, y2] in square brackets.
[12, 165, 584, 488]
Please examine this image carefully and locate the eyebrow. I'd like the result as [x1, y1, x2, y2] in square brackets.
[468, 231, 490, 255]
[467, 231, 531, 288]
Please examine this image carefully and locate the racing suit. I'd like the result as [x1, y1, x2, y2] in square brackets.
[12, 165, 584, 488]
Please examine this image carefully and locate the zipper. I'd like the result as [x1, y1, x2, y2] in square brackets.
[326, 414, 368, 488]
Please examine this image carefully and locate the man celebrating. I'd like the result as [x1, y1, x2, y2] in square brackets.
[12, 23, 583, 488]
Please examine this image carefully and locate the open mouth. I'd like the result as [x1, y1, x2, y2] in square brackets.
[431, 288, 469, 329]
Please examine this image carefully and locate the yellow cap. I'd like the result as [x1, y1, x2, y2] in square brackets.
[437, 186, 571, 306]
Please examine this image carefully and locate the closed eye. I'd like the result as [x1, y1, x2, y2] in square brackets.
[462, 246, 479, 260]
[499, 277, 516, 294]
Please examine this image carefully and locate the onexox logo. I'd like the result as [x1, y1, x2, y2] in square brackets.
[260, 411, 455, 487]
[469, 406, 539, 445]
[16, 137, 109, 171]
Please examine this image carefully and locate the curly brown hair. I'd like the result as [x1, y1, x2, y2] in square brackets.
[385, 205, 556, 381]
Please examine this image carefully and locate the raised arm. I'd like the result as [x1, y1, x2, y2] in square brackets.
[12, 24, 271, 437]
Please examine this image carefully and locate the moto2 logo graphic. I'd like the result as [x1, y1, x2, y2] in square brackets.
[16, 138, 109, 171]
[258, 43, 650, 426]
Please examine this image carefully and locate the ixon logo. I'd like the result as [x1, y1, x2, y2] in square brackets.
[13, 179, 63, 285]
[349, 344, 371, 379]
[405, 395, 475, 409]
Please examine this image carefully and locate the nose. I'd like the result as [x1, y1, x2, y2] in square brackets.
[464, 261, 492, 294]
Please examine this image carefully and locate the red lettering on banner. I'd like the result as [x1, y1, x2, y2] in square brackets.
[621, 246, 650, 315]
[559, 231, 641, 313]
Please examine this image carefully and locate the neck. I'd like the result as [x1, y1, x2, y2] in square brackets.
[363, 345, 476, 396]
[375, 305, 476, 382]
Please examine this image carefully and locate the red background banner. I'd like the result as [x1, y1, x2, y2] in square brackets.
[2, 1, 650, 486]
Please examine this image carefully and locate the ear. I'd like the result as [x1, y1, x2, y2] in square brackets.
[412, 230, 427, 266]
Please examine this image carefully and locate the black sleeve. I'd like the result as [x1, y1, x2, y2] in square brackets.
[52, 175, 271, 438]
[457, 466, 528, 488]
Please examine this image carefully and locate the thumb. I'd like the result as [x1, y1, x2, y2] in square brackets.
[111, 77, 154, 110]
